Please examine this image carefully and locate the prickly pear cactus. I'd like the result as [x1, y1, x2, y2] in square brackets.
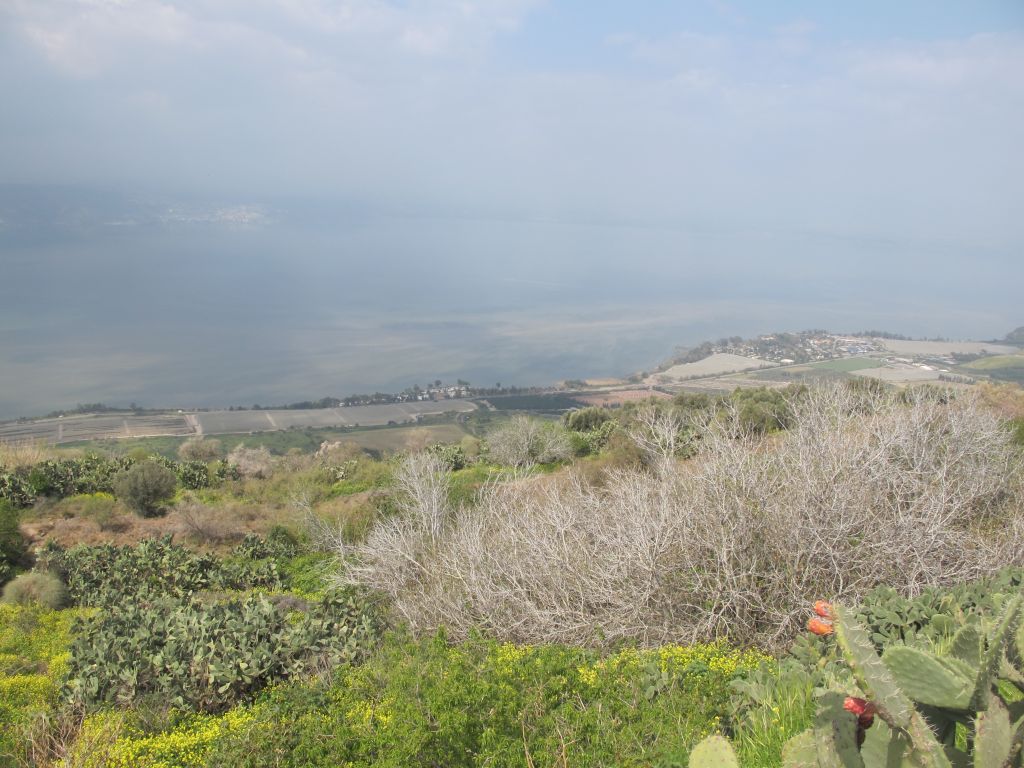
[688, 734, 739, 768]
[690, 593, 1024, 768]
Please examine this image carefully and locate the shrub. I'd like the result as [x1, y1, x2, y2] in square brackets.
[175, 460, 211, 490]
[563, 406, 613, 432]
[112, 461, 177, 517]
[1, 573, 69, 610]
[177, 438, 223, 462]
[227, 445, 273, 479]
[347, 385, 1024, 649]
[425, 443, 468, 471]
[0, 501, 27, 584]
[0, 470, 35, 508]
[175, 500, 245, 545]
[485, 416, 572, 467]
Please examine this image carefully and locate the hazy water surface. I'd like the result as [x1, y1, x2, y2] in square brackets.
[1, 190, 1019, 419]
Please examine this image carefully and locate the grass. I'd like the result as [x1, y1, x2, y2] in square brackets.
[962, 355, 1024, 371]
[94, 634, 776, 768]
[484, 393, 585, 412]
[63, 421, 470, 459]
[808, 357, 885, 372]
[0, 604, 91, 760]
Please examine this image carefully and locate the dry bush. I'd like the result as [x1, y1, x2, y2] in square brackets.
[977, 381, 1024, 421]
[485, 416, 572, 467]
[227, 444, 274, 478]
[2, 572, 69, 609]
[403, 428, 434, 453]
[344, 385, 1024, 649]
[0, 440, 58, 469]
[12, 707, 89, 768]
[177, 437, 223, 462]
[173, 499, 246, 546]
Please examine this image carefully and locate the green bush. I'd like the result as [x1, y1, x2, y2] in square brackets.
[425, 443, 469, 471]
[0, 500, 27, 585]
[563, 406, 613, 432]
[64, 590, 380, 713]
[176, 460, 211, 490]
[0, 470, 36, 507]
[205, 634, 769, 767]
[112, 460, 177, 517]
[1012, 417, 1024, 446]
[1, 572, 69, 609]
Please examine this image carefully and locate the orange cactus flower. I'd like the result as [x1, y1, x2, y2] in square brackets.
[814, 601, 834, 619]
[807, 617, 834, 636]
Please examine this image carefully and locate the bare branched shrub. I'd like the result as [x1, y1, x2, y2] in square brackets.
[174, 499, 245, 546]
[486, 416, 572, 467]
[177, 438, 223, 462]
[344, 385, 1024, 649]
[342, 454, 453, 625]
[626, 406, 694, 472]
[227, 444, 274, 478]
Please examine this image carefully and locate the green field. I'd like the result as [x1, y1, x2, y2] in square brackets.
[64, 420, 470, 459]
[963, 354, 1024, 371]
[807, 357, 885, 372]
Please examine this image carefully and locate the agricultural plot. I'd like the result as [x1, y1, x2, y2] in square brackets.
[194, 400, 477, 435]
[879, 339, 1018, 356]
[851, 364, 941, 383]
[807, 357, 885, 372]
[962, 354, 1024, 371]
[575, 388, 671, 406]
[0, 413, 192, 445]
[673, 377, 790, 394]
[483, 394, 585, 412]
[653, 353, 776, 383]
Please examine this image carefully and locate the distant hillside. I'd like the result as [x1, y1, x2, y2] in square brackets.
[1005, 326, 1024, 345]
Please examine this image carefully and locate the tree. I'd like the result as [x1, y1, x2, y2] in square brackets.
[113, 461, 177, 517]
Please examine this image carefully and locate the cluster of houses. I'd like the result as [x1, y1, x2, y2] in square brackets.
[706, 332, 887, 365]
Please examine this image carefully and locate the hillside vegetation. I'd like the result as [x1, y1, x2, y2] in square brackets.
[0, 381, 1022, 766]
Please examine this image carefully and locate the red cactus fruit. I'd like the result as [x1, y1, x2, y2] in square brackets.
[844, 696, 876, 737]
[843, 697, 875, 718]
[807, 617, 834, 636]
[814, 600, 834, 619]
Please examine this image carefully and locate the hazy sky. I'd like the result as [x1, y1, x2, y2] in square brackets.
[1, 0, 1022, 239]
[1, 1, 1023, 416]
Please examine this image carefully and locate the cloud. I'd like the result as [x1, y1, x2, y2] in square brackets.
[0, 1, 1021, 254]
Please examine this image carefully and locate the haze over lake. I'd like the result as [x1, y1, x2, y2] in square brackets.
[2, 2, 1022, 419]
[1, 187, 1020, 419]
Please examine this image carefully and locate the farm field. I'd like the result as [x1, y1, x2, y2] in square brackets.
[652, 353, 776, 383]
[851, 364, 941, 383]
[575, 388, 671, 406]
[194, 400, 476, 435]
[64, 421, 472, 459]
[807, 357, 885, 372]
[963, 354, 1024, 371]
[879, 339, 1019, 356]
[673, 376, 790, 394]
[0, 401, 477, 446]
[0, 412, 192, 445]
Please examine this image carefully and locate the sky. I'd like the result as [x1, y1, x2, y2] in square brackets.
[1, 1, 1023, 416]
